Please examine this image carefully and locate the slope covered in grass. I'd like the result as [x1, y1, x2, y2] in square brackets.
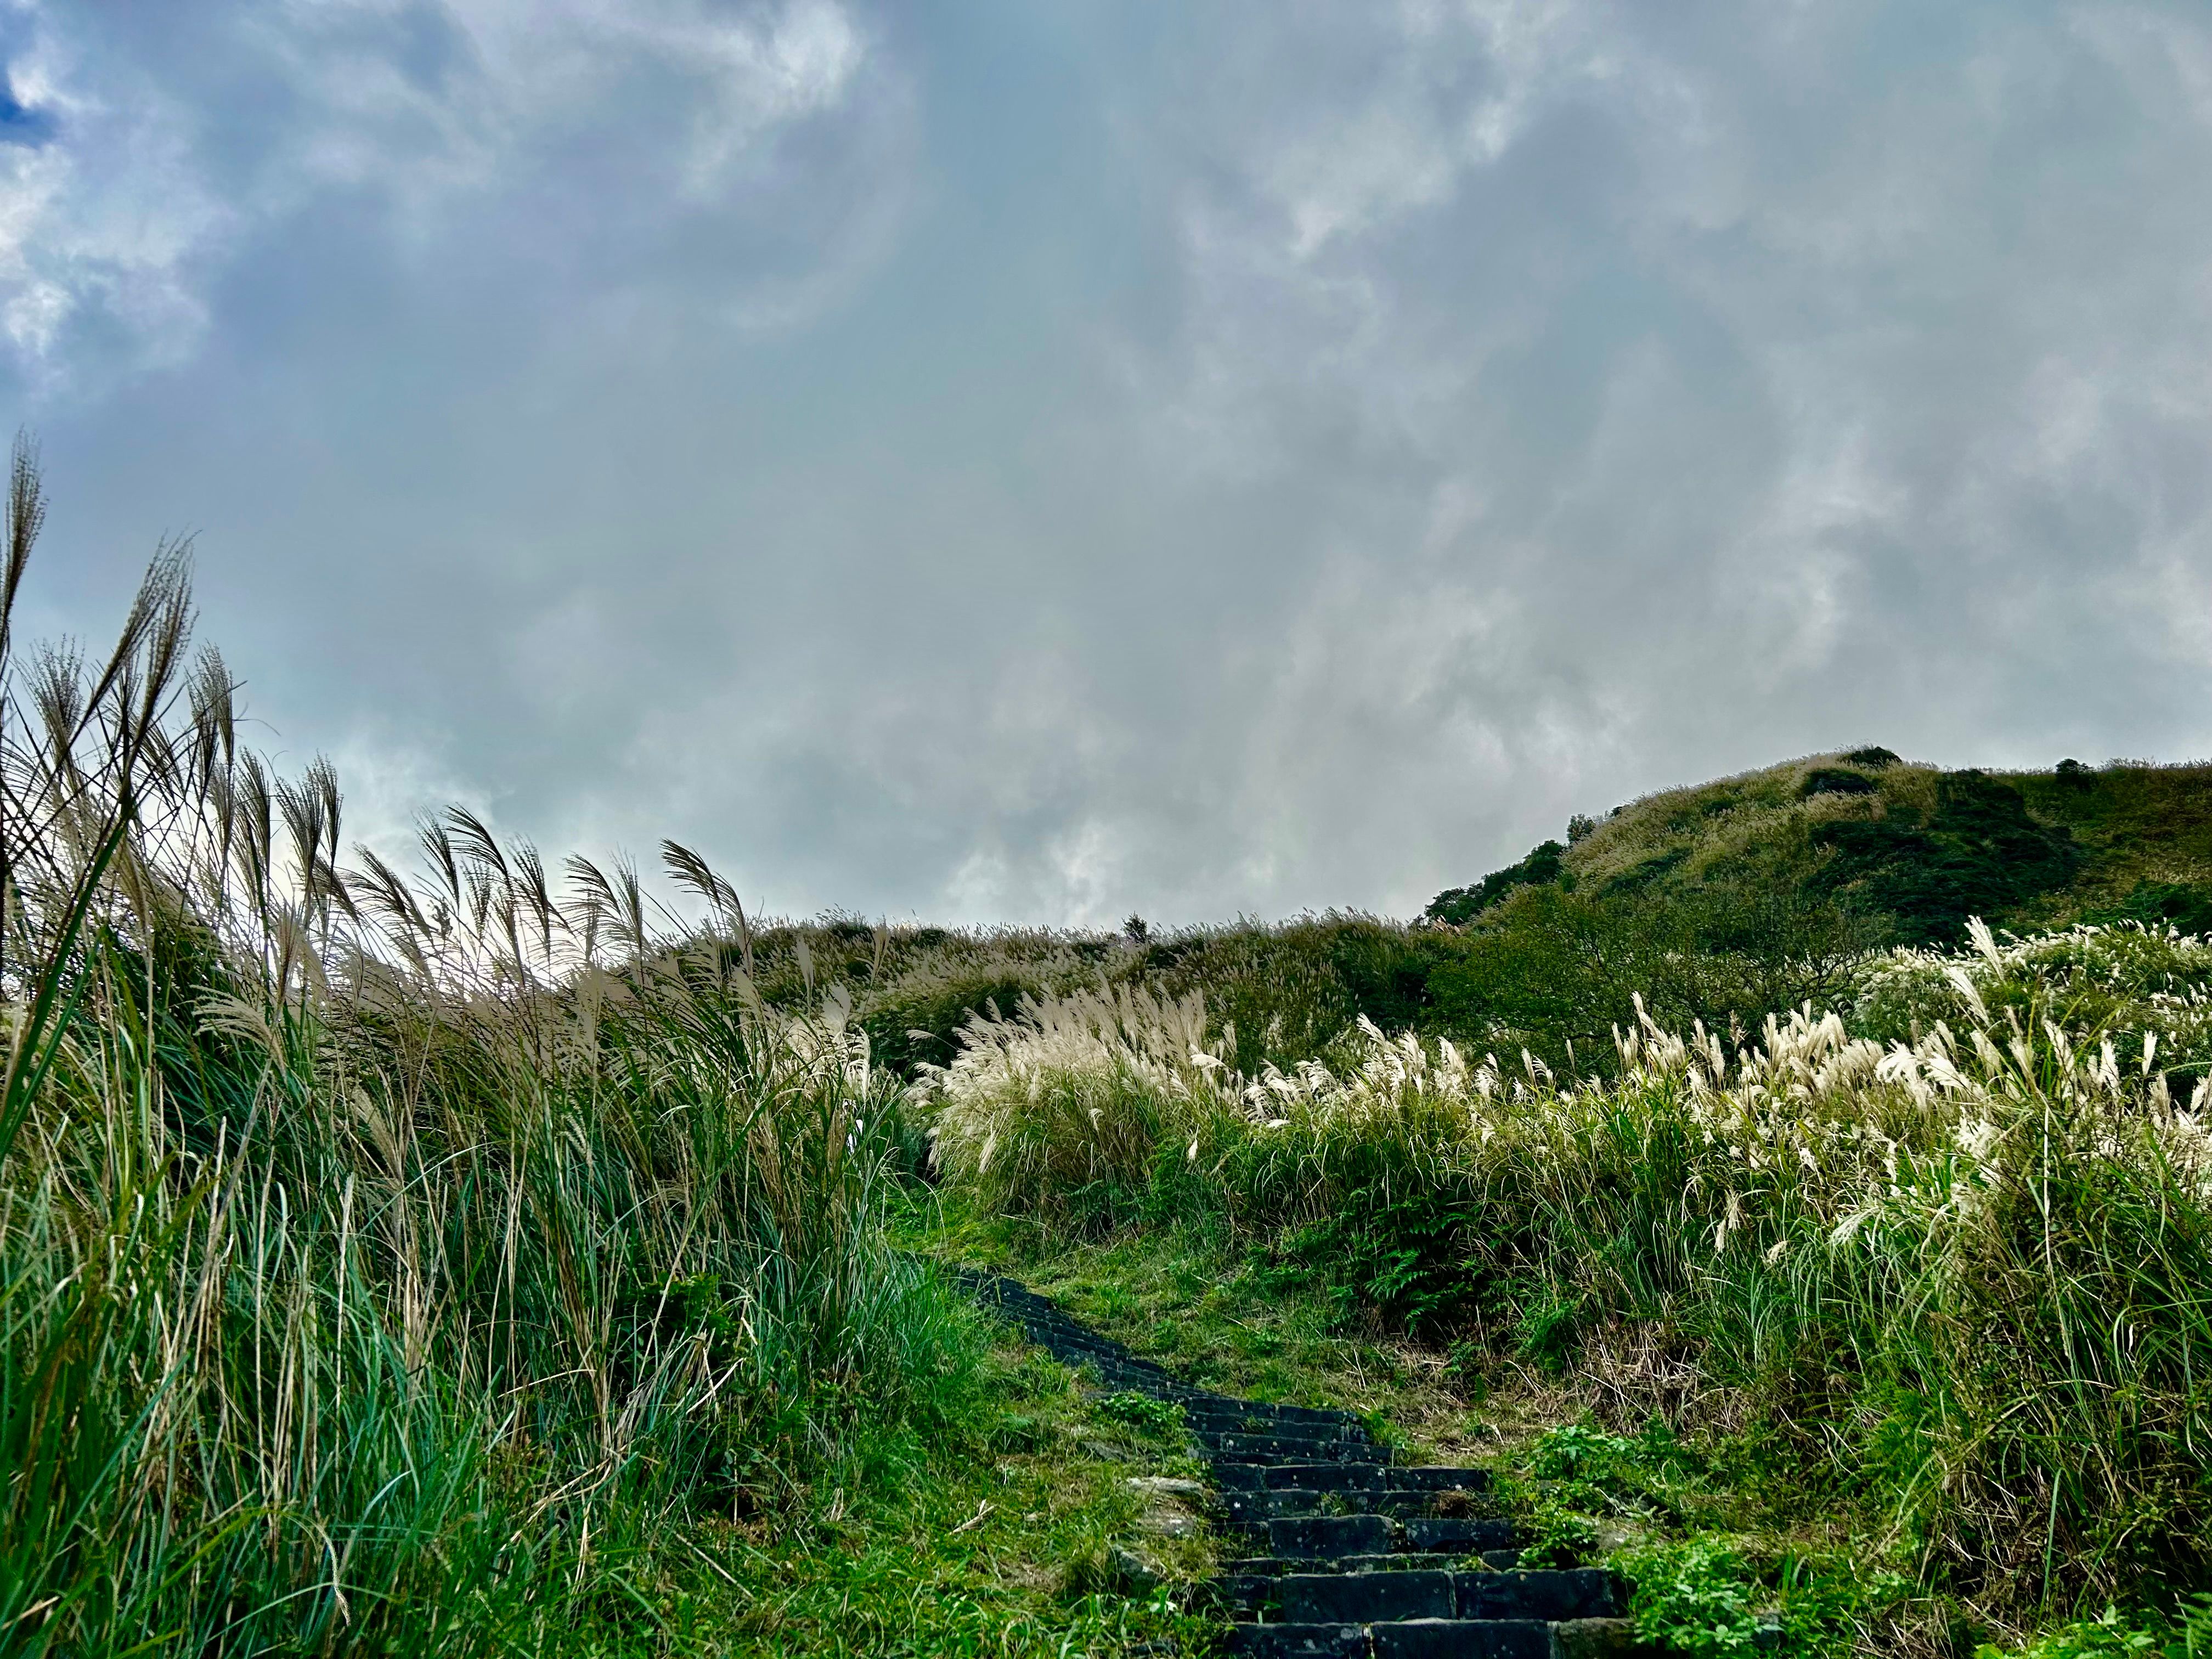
[1430, 748, 2212, 943]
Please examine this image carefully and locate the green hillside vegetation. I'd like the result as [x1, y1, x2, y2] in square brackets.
[16, 439, 2212, 1659]
[1431, 747, 2212, 945]
[699, 755, 2205, 1110]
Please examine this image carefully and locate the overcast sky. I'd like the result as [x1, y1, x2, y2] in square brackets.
[6, 1, 2211, 925]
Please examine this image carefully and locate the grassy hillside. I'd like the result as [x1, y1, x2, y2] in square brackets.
[1429, 748, 2212, 942]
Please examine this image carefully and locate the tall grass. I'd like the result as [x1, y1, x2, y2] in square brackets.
[0, 448, 971, 1656]
[926, 922, 2212, 1619]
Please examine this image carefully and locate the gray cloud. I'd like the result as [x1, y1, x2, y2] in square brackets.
[9, 1, 2212, 924]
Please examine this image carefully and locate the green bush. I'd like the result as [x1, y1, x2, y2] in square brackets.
[1617, 1539, 1886, 1658]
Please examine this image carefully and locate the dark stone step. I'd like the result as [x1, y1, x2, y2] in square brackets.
[1221, 1464, 1487, 1497]
[1231, 1570, 1622, 1625]
[1276, 1571, 1455, 1623]
[1228, 1550, 1523, 1578]
[1219, 1490, 1327, 1528]
[1207, 1438, 1385, 1465]
[1228, 1490, 1500, 1525]
[1270, 1514, 1395, 1558]
[1339, 1550, 1523, 1575]
[1223, 1626, 1369, 1659]
[1203, 1429, 1377, 1453]
[1213, 1462, 1276, 1491]
[1401, 1518, 1516, 1553]
[1187, 1403, 1365, 1430]
[1391, 1468, 1494, 1493]
[1258, 1463, 1392, 1493]
[1227, 1617, 1615, 1659]
[1457, 1571, 1622, 1622]
[1369, 1621, 1554, 1658]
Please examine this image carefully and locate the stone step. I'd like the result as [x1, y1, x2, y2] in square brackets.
[1206, 1436, 1387, 1465]
[1203, 1414, 1369, 1434]
[1401, 1517, 1517, 1553]
[1201, 1420, 1377, 1444]
[1270, 1514, 1396, 1558]
[1456, 1569, 1622, 1621]
[1232, 1569, 1622, 1624]
[1272, 1571, 1457, 1623]
[1185, 1403, 1367, 1431]
[1224, 1549, 1524, 1578]
[1369, 1621, 1556, 1658]
[1251, 1463, 1392, 1492]
[1391, 1468, 1495, 1493]
[1223, 1626, 1369, 1659]
[1224, 1463, 1491, 1494]
[1221, 1489, 1500, 1528]
[1226, 1622, 1618, 1659]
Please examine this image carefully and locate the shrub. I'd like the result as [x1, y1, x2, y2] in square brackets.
[1802, 768, 1878, 797]
[920, 987, 1237, 1220]
[1426, 839, 1566, 926]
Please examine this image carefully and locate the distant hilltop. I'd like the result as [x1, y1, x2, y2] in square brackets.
[1427, 750, 2212, 945]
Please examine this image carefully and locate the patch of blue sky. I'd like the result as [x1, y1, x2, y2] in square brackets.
[0, 79, 53, 145]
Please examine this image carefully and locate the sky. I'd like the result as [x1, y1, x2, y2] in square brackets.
[5, 0, 2212, 927]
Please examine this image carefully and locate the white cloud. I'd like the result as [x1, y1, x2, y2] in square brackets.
[0, 0, 892, 389]
[0, 20, 229, 377]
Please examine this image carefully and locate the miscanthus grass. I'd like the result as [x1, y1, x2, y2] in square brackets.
[926, 921, 2212, 1622]
[0, 448, 975, 1657]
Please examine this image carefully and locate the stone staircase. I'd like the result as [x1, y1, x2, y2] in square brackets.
[955, 1269, 1647, 1659]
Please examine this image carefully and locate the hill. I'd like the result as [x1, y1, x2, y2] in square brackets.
[1426, 749, 2212, 943]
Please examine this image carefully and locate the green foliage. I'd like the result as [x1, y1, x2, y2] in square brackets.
[1094, 1391, 1187, 1443]
[1976, 1599, 2212, 1659]
[1809, 770, 2080, 944]
[2092, 881, 2212, 938]
[1278, 1180, 1481, 1337]
[1802, 767, 1878, 798]
[1513, 1419, 1704, 1535]
[1852, 919, 2212, 1085]
[1426, 838, 1566, 926]
[1618, 1540, 1776, 1657]
[1617, 1538, 1900, 1659]
[1515, 1505, 1601, 1570]
[1419, 750, 2212, 981]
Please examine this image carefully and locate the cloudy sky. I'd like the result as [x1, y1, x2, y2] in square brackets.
[7, 1, 2211, 924]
